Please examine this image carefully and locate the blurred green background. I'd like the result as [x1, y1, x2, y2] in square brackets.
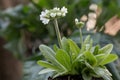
[0, 0, 120, 80]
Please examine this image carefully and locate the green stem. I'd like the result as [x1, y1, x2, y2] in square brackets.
[79, 28, 83, 47]
[53, 18, 62, 48]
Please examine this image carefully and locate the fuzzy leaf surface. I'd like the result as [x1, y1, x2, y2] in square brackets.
[84, 51, 97, 66]
[68, 39, 80, 59]
[56, 49, 71, 71]
[99, 54, 118, 65]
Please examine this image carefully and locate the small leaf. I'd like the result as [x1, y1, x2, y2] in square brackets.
[53, 71, 67, 78]
[53, 44, 59, 52]
[68, 39, 80, 59]
[61, 37, 70, 52]
[95, 54, 106, 65]
[99, 44, 113, 55]
[38, 68, 55, 74]
[99, 54, 118, 65]
[84, 35, 90, 44]
[82, 73, 92, 80]
[84, 51, 97, 66]
[73, 52, 84, 63]
[81, 35, 91, 51]
[82, 68, 92, 80]
[56, 49, 71, 71]
[85, 39, 93, 51]
[93, 45, 100, 55]
[94, 67, 112, 80]
[85, 61, 93, 69]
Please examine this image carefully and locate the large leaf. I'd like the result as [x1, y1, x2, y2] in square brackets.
[68, 39, 80, 59]
[56, 49, 71, 71]
[99, 54, 118, 65]
[84, 51, 97, 66]
[39, 45, 56, 64]
[39, 45, 66, 70]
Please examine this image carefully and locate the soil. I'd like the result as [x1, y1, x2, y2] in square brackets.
[48, 75, 103, 80]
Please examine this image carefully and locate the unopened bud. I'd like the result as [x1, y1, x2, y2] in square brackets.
[75, 18, 84, 28]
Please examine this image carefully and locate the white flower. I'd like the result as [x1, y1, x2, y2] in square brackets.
[75, 18, 79, 24]
[57, 12, 62, 16]
[40, 10, 50, 24]
[41, 18, 50, 24]
[61, 6, 68, 14]
[50, 13, 56, 18]
[89, 4, 98, 11]
[39, 6, 68, 25]
[62, 13, 66, 17]
[40, 16, 50, 24]
[53, 7, 60, 11]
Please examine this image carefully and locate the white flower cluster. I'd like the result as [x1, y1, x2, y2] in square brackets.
[40, 7, 68, 24]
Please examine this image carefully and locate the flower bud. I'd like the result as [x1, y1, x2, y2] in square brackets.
[75, 18, 84, 28]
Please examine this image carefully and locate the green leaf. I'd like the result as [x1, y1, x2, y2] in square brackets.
[73, 52, 84, 63]
[82, 73, 92, 80]
[39, 45, 66, 70]
[93, 45, 100, 55]
[85, 61, 93, 69]
[82, 35, 91, 51]
[83, 35, 91, 44]
[68, 39, 80, 59]
[99, 54, 118, 65]
[95, 54, 106, 65]
[38, 68, 55, 74]
[94, 67, 112, 80]
[61, 37, 70, 52]
[39, 45, 56, 64]
[37, 60, 60, 71]
[53, 71, 67, 78]
[53, 44, 59, 52]
[82, 68, 92, 80]
[56, 49, 71, 71]
[99, 44, 113, 55]
[84, 51, 97, 66]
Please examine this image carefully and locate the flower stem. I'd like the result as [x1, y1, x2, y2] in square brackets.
[79, 28, 83, 47]
[53, 18, 62, 48]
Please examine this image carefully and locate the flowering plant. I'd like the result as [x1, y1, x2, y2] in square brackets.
[37, 7, 118, 80]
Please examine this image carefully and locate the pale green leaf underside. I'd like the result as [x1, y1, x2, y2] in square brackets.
[39, 68, 55, 74]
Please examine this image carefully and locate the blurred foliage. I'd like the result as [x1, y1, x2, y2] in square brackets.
[0, 0, 120, 80]
[23, 61, 52, 80]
